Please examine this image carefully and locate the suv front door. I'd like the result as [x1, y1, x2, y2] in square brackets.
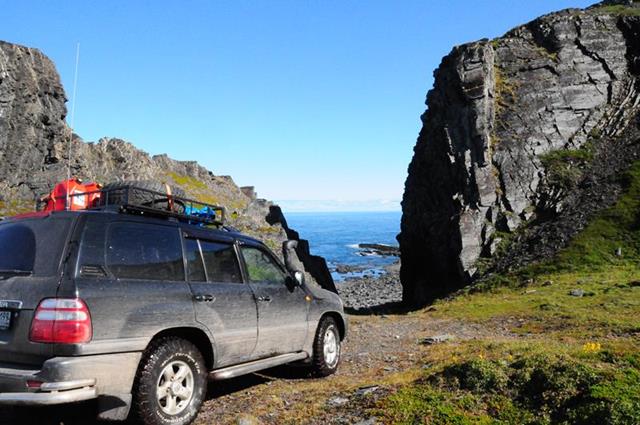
[185, 237, 258, 367]
[240, 245, 309, 358]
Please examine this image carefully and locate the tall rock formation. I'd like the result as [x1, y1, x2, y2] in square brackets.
[400, 2, 640, 305]
[0, 40, 336, 293]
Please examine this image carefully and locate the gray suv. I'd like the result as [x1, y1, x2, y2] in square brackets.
[0, 201, 346, 425]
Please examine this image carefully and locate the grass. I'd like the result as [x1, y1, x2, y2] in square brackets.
[539, 145, 595, 192]
[553, 161, 640, 271]
[165, 171, 248, 212]
[379, 345, 640, 425]
[370, 160, 640, 424]
[0, 200, 36, 217]
[493, 66, 517, 116]
[594, 3, 640, 17]
[535, 46, 559, 62]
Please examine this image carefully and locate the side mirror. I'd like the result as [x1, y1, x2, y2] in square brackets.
[294, 271, 305, 287]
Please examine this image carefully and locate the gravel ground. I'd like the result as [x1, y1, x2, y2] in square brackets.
[337, 262, 403, 311]
[1, 261, 505, 425]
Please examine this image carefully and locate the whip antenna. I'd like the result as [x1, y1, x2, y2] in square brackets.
[66, 43, 80, 210]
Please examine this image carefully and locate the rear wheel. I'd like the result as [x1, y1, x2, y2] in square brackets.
[132, 337, 207, 425]
[310, 316, 341, 377]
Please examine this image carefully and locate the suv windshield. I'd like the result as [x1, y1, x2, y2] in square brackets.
[0, 217, 72, 276]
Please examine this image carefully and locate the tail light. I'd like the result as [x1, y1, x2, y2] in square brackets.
[29, 298, 92, 344]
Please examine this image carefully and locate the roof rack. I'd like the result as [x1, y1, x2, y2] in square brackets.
[43, 186, 226, 227]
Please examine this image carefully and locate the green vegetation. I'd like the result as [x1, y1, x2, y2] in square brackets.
[594, 3, 640, 17]
[0, 200, 35, 217]
[373, 160, 640, 424]
[553, 161, 640, 272]
[166, 172, 208, 192]
[165, 171, 247, 212]
[535, 46, 559, 62]
[380, 348, 640, 425]
[539, 145, 595, 192]
[494, 66, 517, 115]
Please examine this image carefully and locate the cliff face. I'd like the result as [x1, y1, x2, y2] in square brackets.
[0, 40, 335, 293]
[400, 2, 640, 305]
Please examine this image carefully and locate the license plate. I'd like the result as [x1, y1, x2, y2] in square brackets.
[0, 311, 11, 330]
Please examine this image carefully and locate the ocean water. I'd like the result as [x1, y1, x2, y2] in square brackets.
[284, 211, 401, 282]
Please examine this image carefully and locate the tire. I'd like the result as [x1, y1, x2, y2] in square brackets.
[310, 316, 342, 377]
[101, 180, 186, 213]
[131, 337, 207, 425]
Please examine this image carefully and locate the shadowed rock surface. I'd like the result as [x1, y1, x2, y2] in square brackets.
[400, 2, 640, 306]
[0, 40, 335, 293]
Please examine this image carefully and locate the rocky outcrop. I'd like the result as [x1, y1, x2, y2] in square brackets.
[400, 3, 640, 305]
[0, 40, 335, 293]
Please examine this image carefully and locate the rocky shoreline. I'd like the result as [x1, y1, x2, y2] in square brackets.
[337, 261, 403, 311]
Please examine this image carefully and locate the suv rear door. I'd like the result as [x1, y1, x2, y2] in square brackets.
[239, 244, 309, 358]
[73, 216, 196, 352]
[184, 234, 258, 367]
[0, 214, 75, 365]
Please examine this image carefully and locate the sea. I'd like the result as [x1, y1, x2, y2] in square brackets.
[284, 211, 401, 282]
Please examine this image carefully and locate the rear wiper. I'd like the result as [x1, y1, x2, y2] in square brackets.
[0, 269, 32, 278]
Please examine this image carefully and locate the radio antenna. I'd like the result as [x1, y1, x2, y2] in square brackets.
[66, 43, 80, 210]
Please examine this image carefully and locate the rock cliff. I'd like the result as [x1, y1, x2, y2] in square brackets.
[400, 1, 640, 305]
[0, 40, 336, 293]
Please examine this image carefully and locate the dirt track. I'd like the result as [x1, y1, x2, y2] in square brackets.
[0, 309, 499, 425]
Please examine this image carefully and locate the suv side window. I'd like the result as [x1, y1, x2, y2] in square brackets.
[200, 240, 242, 283]
[106, 222, 184, 281]
[241, 246, 288, 285]
[185, 238, 206, 282]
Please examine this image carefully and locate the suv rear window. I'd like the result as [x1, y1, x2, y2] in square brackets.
[106, 222, 184, 281]
[0, 217, 72, 276]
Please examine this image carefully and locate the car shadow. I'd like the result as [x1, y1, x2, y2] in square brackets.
[207, 364, 311, 399]
[0, 366, 312, 424]
[0, 401, 101, 425]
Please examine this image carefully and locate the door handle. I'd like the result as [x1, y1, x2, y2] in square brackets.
[194, 294, 215, 302]
[257, 296, 272, 302]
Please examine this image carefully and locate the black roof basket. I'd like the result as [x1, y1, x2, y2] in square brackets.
[50, 186, 226, 227]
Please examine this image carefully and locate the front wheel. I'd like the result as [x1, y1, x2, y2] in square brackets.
[310, 316, 342, 377]
[132, 337, 207, 425]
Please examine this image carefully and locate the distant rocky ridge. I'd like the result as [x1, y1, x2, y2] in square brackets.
[400, 1, 640, 305]
[0, 39, 336, 293]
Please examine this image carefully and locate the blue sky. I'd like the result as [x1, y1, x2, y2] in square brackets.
[3, 0, 593, 211]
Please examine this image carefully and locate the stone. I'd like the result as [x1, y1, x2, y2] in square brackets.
[399, 4, 640, 306]
[420, 334, 455, 345]
[237, 414, 261, 425]
[570, 289, 585, 297]
[327, 396, 349, 407]
[353, 419, 377, 425]
[358, 243, 400, 257]
[355, 386, 380, 396]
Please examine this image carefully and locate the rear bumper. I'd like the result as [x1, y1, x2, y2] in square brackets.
[0, 352, 141, 406]
[0, 384, 97, 405]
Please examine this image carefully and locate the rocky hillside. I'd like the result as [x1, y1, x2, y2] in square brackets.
[0, 40, 335, 293]
[400, 0, 640, 306]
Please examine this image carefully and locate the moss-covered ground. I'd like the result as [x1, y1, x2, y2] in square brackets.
[372, 161, 640, 424]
